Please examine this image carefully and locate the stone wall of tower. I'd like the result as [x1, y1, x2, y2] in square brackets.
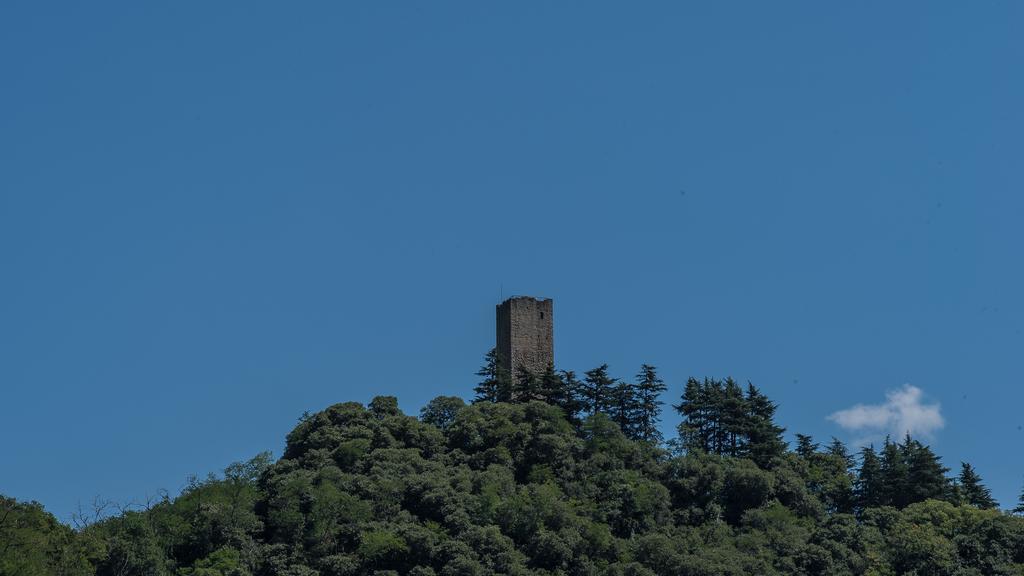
[496, 296, 554, 379]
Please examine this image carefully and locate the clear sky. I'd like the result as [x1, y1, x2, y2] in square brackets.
[2, 2, 1022, 521]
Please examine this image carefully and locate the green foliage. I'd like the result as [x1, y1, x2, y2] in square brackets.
[958, 462, 999, 509]
[1015, 480, 1024, 516]
[178, 547, 244, 576]
[580, 364, 617, 417]
[420, 396, 466, 432]
[5, 383, 1023, 576]
[633, 365, 666, 444]
[0, 496, 95, 576]
[855, 445, 885, 512]
[675, 378, 786, 466]
[473, 348, 512, 404]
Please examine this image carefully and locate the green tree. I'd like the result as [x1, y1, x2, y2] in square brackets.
[420, 396, 466, 432]
[1013, 480, 1024, 515]
[536, 363, 578, 423]
[357, 530, 409, 571]
[744, 383, 786, 467]
[580, 364, 617, 416]
[795, 434, 819, 460]
[17, 381, 1024, 576]
[0, 496, 93, 576]
[608, 379, 640, 438]
[633, 364, 667, 443]
[826, 437, 855, 470]
[676, 378, 785, 464]
[880, 437, 908, 507]
[675, 377, 713, 454]
[719, 378, 747, 457]
[514, 365, 542, 402]
[558, 369, 586, 425]
[473, 348, 511, 403]
[902, 436, 950, 505]
[957, 462, 997, 509]
[855, 445, 884, 511]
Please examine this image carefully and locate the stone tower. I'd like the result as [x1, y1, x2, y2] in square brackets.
[496, 296, 554, 379]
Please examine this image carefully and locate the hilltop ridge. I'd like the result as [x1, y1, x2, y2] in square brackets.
[4, 381, 1024, 575]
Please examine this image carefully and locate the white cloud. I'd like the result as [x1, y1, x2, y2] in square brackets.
[828, 384, 944, 440]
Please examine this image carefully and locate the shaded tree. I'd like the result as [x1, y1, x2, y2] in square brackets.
[536, 364, 580, 425]
[958, 462, 997, 509]
[607, 379, 640, 439]
[558, 369, 586, 425]
[420, 396, 466, 432]
[880, 437, 909, 507]
[1013, 481, 1024, 515]
[514, 365, 543, 402]
[744, 384, 786, 467]
[473, 348, 512, 403]
[633, 364, 667, 443]
[580, 364, 617, 417]
[902, 436, 950, 505]
[795, 434, 819, 460]
[855, 445, 884, 512]
[675, 378, 784, 465]
[826, 437, 856, 470]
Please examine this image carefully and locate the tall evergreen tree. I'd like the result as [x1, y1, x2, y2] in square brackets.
[474, 348, 512, 403]
[537, 364, 574, 418]
[1014, 481, 1024, 516]
[827, 437, 856, 471]
[958, 462, 998, 509]
[676, 377, 714, 454]
[879, 437, 909, 507]
[514, 366, 542, 402]
[855, 445, 884, 511]
[608, 380, 639, 438]
[744, 383, 786, 467]
[719, 378, 747, 457]
[676, 378, 785, 465]
[580, 364, 617, 416]
[559, 369, 586, 425]
[633, 364, 667, 443]
[818, 440, 856, 514]
[902, 435, 950, 505]
[795, 434, 819, 460]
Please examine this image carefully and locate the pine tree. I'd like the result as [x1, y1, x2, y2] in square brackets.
[514, 366, 542, 402]
[537, 364, 572, 417]
[818, 437, 855, 514]
[958, 462, 998, 509]
[559, 369, 586, 425]
[633, 364, 667, 443]
[676, 378, 784, 464]
[1014, 481, 1024, 515]
[608, 380, 639, 438]
[795, 434, 819, 460]
[879, 437, 907, 507]
[855, 445, 884, 511]
[474, 349, 512, 403]
[827, 437, 856, 471]
[581, 364, 617, 416]
[720, 378, 747, 457]
[744, 383, 786, 467]
[675, 377, 713, 454]
[902, 435, 950, 505]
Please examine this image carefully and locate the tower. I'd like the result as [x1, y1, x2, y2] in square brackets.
[496, 296, 554, 379]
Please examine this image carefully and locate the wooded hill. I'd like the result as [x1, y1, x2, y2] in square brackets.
[4, 359, 1024, 575]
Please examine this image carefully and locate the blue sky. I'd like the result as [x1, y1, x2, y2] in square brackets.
[2, 2, 1022, 520]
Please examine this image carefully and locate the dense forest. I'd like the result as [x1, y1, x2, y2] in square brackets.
[5, 354, 1024, 575]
